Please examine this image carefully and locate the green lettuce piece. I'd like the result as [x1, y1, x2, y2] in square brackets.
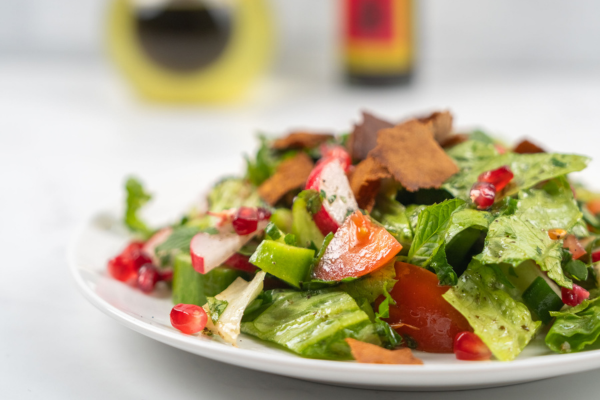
[371, 195, 413, 246]
[516, 178, 582, 232]
[207, 178, 262, 212]
[443, 260, 541, 361]
[124, 177, 153, 239]
[546, 298, 600, 353]
[241, 290, 380, 360]
[476, 215, 571, 288]
[338, 263, 397, 303]
[206, 297, 229, 324]
[445, 139, 499, 169]
[408, 200, 491, 285]
[443, 153, 590, 201]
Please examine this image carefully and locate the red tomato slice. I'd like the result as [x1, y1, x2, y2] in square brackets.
[384, 262, 472, 353]
[311, 211, 402, 281]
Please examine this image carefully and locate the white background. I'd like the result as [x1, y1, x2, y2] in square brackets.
[2, 1, 600, 399]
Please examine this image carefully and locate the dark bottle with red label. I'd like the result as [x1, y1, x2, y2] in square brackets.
[343, 0, 414, 86]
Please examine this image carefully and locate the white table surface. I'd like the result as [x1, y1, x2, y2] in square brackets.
[3, 58, 600, 399]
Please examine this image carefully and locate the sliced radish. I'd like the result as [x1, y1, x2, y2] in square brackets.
[306, 159, 358, 235]
[319, 144, 352, 172]
[142, 227, 173, 264]
[190, 220, 267, 274]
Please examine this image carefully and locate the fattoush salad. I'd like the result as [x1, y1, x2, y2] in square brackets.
[106, 110, 600, 364]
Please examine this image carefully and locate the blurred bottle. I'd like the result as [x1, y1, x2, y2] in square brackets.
[107, 0, 272, 103]
[343, 0, 414, 86]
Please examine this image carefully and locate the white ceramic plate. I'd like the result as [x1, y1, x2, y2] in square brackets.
[68, 176, 600, 391]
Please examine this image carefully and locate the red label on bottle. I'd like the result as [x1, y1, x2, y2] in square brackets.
[346, 0, 393, 40]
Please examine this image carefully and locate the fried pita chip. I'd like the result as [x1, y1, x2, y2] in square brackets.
[348, 111, 394, 161]
[417, 110, 453, 143]
[440, 133, 469, 149]
[258, 152, 314, 205]
[370, 120, 459, 192]
[349, 157, 391, 211]
[272, 132, 334, 150]
[514, 139, 545, 154]
[345, 338, 423, 365]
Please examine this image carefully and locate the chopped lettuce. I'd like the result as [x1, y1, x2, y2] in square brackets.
[408, 200, 491, 285]
[124, 177, 153, 239]
[445, 139, 499, 169]
[371, 195, 413, 246]
[206, 271, 266, 344]
[207, 177, 262, 212]
[443, 260, 541, 361]
[241, 290, 380, 359]
[443, 153, 590, 201]
[546, 298, 600, 353]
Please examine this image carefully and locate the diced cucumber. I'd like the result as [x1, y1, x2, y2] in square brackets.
[249, 240, 315, 288]
[292, 193, 324, 249]
[522, 277, 564, 324]
[270, 208, 293, 233]
[172, 253, 247, 306]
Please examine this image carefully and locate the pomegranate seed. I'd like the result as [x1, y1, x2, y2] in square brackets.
[561, 284, 590, 307]
[232, 207, 258, 235]
[548, 228, 567, 240]
[454, 332, 492, 361]
[319, 144, 352, 171]
[588, 199, 600, 216]
[107, 241, 151, 283]
[137, 264, 161, 293]
[478, 166, 514, 192]
[564, 235, 586, 260]
[470, 182, 496, 209]
[170, 304, 207, 334]
[224, 253, 258, 273]
[257, 207, 272, 221]
[592, 250, 600, 263]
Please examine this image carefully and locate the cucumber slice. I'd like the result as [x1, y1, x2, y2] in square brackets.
[522, 276, 564, 324]
[249, 240, 315, 288]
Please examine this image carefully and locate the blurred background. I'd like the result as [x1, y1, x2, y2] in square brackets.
[3, 2, 600, 398]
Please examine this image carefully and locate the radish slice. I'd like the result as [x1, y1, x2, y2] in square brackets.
[190, 220, 267, 274]
[142, 227, 173, 264]
[306, 159, 358, 235]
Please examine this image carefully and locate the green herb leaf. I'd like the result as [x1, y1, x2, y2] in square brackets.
[207, 297, 229, 324]
[546, 298, 600, 353]
[124, 177, 153, 239]
[370, 195, 413, 246]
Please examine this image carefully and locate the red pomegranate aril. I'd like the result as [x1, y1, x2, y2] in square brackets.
[592, 250, 600, 263]
[160, 269, 173, 282]
[470, 182, 496, 209]
[107, 255, 138, 282]
[137, 264, 161, 293]
[454, 331, 492, 361]
[561, 284, 590, 307]
[170, 304, 207, 334]
[564, 235, 586, 260]
[257, 207, 272, 221]
[478, 166, 514, 192]
[232, 207, 258, 235]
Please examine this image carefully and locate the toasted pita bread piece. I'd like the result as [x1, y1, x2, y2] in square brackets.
[370, 120, 459, 192]
[258, 152, 314, 205]
[417, 110, 453, 143]
[272, 132, 334, 150]
[440, 133, 469, 149]
[348, 111, 394, 161]
[513, 139, 545, 154]
[345, 338, 423, 365]
[349, 157, 391, 211]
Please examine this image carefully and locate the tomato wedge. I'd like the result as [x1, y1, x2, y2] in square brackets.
[384, 262, 472, 353]
[311, 211, 402, 281]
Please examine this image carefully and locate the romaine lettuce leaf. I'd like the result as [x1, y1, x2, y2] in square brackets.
[476, 215, 571, 288]
[124, 177, 153, 239]
[337, 262, 397, 303]
[445, 139, 499, 169]
[546, 298, 600, 353]
[207, 177, 262, 212]
[241, 290, 380, 360]
[443, 260, 541, 361]
[443, 153, 589, 201]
